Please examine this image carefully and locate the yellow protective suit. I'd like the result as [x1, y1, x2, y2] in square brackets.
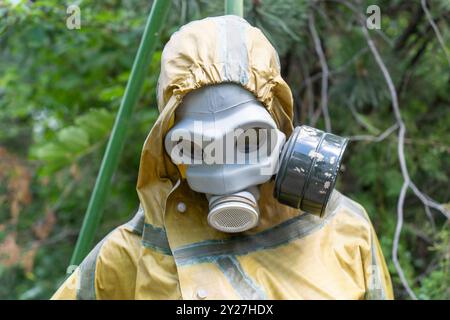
[52, 15, 393, 300]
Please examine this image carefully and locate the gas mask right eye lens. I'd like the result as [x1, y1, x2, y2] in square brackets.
[235, 127, 267, 154]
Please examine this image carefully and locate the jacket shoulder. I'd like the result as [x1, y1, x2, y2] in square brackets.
[327, 190, 372, 224]
[323, 191, 374, 251]
[77, 213, 143, 300]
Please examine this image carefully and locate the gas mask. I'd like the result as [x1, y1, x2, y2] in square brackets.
[165, 83, 348, 233]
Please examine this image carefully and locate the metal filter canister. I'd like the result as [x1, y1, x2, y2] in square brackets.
[274, 126, 348, 217]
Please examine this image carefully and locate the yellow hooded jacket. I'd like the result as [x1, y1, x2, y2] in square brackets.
[52, 15, 393, 300]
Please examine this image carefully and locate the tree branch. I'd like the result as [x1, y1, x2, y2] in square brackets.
[308, 12, 331, 131]
[421, 0, 450, 69]
[349, 123, 399, 142]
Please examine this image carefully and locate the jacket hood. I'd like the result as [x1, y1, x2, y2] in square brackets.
[136, 15, 295, 228]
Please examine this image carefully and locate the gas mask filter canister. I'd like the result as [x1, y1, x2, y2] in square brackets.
[274, 125, 348, 217]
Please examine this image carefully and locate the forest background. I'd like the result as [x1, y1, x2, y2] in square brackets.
[0, 0, 449, 299]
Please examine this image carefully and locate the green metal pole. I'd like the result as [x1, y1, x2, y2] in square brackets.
[68, 0, 171, 271]
[225, 0, 243, 17]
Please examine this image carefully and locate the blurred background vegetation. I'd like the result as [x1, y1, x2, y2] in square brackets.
[0, 0, 449, 299]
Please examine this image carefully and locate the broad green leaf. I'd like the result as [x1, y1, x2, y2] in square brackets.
[57, 126, 89, 153]
[74, 109, 114, 141]
[34, 143, 68, 163]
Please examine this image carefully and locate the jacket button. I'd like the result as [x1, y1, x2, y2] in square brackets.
[196, 288, 208, 300]
[177, 202, 187, 213]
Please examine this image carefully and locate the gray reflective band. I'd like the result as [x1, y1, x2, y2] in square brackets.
[174, 209, 337, 266]
[140, 181, 180, 256]
[365, 233, 387, 300]
[217, 16, 249, 85]
[124, 205, 172, 255]
[215, 256, 266, 300]
[342, 197, 387, 300]
[77, 236, 108, 300]
[142, 223, 172, 256]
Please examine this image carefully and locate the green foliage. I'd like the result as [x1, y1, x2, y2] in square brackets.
[0, 0, 448, 299]
[31, 109, 114, 174]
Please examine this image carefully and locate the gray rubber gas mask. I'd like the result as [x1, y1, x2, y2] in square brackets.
[165, 83, 348, 233]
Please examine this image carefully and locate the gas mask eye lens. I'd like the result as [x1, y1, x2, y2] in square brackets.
[176, 138, 203, 163]
[236, 127, 267, 154]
